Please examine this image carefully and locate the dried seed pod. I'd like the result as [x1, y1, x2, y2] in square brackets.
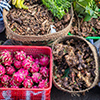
[63, 82, 73, 91]
[10, 14, 22, 25]
[77, 71, 91, 87]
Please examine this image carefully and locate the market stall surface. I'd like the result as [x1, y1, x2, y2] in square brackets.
[0, 31, 100, 100]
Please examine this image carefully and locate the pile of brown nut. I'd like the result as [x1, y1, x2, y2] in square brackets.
[7, 1, 71, 36]
[70, 17, 100, 37]
[53, 38, 95, 91]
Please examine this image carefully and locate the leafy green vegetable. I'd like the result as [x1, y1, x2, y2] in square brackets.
[42, 0, 100, 21]
[70, 0, 100, 21]
[83, 14, 92, 21]
[42, 0, 71, 20]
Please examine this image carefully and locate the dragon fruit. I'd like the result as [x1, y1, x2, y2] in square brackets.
[1, 75, 10, 85]
[14, 60, 22, 69]
[6, 66, 15, 75]
[39, 54, 49, 66]
[32, 86, 38, 88]
[0, 50, 12, 66]
[38, 79, 48, 88]
[0, 83, 3, 87]
[13, 69, 28, 83]
[2, 86, 9, 88]
[10, 78, 21, 86]
[22, 59, 32, 70]
[14, 51, 26, 61]
[35, 58, 40, 64]
[40, 66, 49, 77]
[32, 72, 42, 83]
[13, 72, 24, 83]
[18, 68, 29, 78]
[11, 86, 19, 88]
[27, 55, 34, 62]
[23, 77, 33, 88]
[29, 62, 39, 73]
[0, 65, 5, 76]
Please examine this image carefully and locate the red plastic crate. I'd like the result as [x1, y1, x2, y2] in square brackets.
[0, 46, 52, 100]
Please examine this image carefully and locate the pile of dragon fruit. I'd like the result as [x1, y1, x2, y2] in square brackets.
[0, 50, 50, 88]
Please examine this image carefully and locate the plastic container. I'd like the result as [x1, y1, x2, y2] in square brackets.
[0, 46, 52, 100]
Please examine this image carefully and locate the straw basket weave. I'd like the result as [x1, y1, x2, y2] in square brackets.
[52, 35, 99, 94]
[3, 3, 74, 44]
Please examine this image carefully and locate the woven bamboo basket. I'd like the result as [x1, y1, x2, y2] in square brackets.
[3, 2, 74, 45]
[52, 35, 99, 94]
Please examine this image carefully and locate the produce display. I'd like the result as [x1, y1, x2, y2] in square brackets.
[0, 50, 49, 88]
[69, 0, 100, 37]
[53, 38, 96, 91]
[0, 0, 100, 98]
[6, 0, 71, 36]
[70, 17, 100, 37]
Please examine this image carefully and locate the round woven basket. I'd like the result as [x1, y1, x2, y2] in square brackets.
[52, 35, 99, 94]
[3, 3, 74, 44]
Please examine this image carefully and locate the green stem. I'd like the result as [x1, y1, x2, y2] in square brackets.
[76, 1, 98, 15]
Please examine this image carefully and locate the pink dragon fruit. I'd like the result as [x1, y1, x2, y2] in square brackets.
[23, 77, 33, 88]
[29, 62, 39, 73]
[0, 83, 3, 87]
[35, 58, 40, 64]
[32, 86, 38, 88]
[22, 59, 32, 70]
[0, 50, 12, 66]
[1, 75, 10, 85]
[11, 86, 19, 88]
[13, 69, 28, 83]
[27, 55, 34, 62]
[2, 86, 9, 88]
[0, 65, 5, 76]
[14, 60, 22, 69]
[13, 72, 24, 83]
[18, 68, 29, 78]
[6, 66, 15, 75]
[38, 79, 48, 88]
[32, 72, 42, 83]
[40, 66, 49, 77]
[14, 51, 26, 61]
[10, 78, 21, 86]
[39, 54, 49, 66]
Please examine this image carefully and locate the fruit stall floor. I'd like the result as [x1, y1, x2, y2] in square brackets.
[0, 31, 100, 100]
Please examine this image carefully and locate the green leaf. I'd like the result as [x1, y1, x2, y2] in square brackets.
[42, 0, 71, 20]
[78, 14, 83, 18]
[13, 28, 16, 31]
[83, 14, 92, 21]
[55, 76, 57, 79]
[92, 14, 98, 18]
[62, 68, 70, 78]
[64, 49, 67, 53]
[92, 27, 97, 34]
[85, 6, 94, 16]
[79, 0, 84, 2]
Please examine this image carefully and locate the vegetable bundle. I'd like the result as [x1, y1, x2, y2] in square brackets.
[42, 0, 100, 21]
[42, 0, 71, 20]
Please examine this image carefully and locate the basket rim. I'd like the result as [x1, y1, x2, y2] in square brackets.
[52, 35, 99, 93]
[0, 46, 53, 91]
